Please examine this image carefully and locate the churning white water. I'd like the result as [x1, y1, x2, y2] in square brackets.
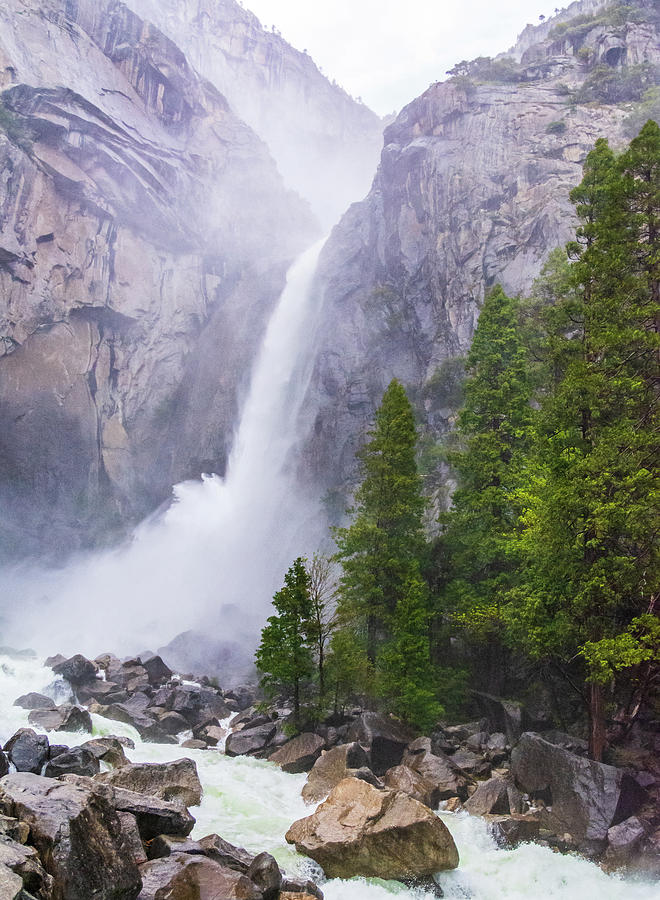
[0, 653, 656, 900]
[2, 240, 328, 656]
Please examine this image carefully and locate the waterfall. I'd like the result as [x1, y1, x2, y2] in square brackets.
[2, 239, 328, 659]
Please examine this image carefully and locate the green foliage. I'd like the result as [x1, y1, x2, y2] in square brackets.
[581, 615, 660, 682]
[623, 88, 660, 138]
[440, 286, 533, 640]
[255, 557, 314, 726]
[575, 63, 658, 105]
[334, 380, 427, 660]
[325, 627, 373, 712]
[506, 123, 660, 694]
[447, 57, 523, 84]
[0, 99, 34, 152]
[377, 574, 443, 732]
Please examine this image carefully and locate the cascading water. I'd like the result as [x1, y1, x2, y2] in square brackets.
[0, 651, 656, 900]
[2, 239, 329, 658]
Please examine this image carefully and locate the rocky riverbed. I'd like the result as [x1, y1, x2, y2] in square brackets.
[0, 648, 658, 898]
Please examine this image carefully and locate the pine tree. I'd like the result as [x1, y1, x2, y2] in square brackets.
[334, 379, 426, 661]
[377, 572, 443, 732]
[507, 127, 659, 760]
[440, 286, 532, 677]
[255, 557, 314, 728]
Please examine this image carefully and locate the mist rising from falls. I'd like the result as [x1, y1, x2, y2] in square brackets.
[1, 239, 328, 662]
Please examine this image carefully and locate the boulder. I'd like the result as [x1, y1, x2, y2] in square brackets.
[402, 740, 468, 804]
[44, 747, 100, 778]
[51, 654, 97, 685]
[195, 725, 226, 747]
[302, 743, 369, 803]
[75, 680, 123, 705]
[118, 811, 147, 866]
[13, 693, 55, 710]
[464, 774, 523, 817]
[79, 738, 129, 768]
[472, 692, 528, 743]
[181, 739, 208, 750]
[28, 705, 92, 734]
[94, 704, 178, 744]
[154, 711, 189, 735]
[0, 864, 22, 899]
[281, 878, 323, 899]
[246, 851, 281, 899]
[286, 777, 459, 879]
[137, 855, 261, 900]
[383, 765, 435, 808]
[511, 733, 648, 848]
[440, 721, 487, 744]
[466, 732, 489, 752]
[138, 655, 173, 686]
[450, 749, 491, 778]
[147, 834, 207, 861]
[604, 816, 647, 869]
[0, 836, 53, 897]
[0, 772, 141, 899]
[4, 729, 49, 774]
[97, 759, 203, 808]
[346, 712, 414, 775]
[196, 834, 254, 872]
[225, 723, 276, 757]
[167, 686, 230, 727]
[269, 734, 325, 774]
[0, 753, 8, 778]
[112, 787, 195, 840]
[487, 814, 541, 847]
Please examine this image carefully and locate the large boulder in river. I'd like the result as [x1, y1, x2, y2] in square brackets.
[402, 738, 468, 804]
[13, 692, 55, 710]
[302, 743, 369, 803]
[4, 729, 49, 774]
[286, 777, 459, 879]
[464, 774, 523, 817]
[51, 654, 98, 685]
[44, 747, 100, 778]
[111, 785, 196, 840]
[269, 734, 325, 774]
[511, 732, 647, 849]
[28, 704, 92, 734]
[347, 712, 415, 775]
[138, 854, 261, 900]
[0, 772, 141, 899]
[97, 759, 203, 807]
[225, 723, 276, 757]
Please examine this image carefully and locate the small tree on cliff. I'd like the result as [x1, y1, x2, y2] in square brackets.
[256, 557, 314, 728]
[334, 379, 427, 661]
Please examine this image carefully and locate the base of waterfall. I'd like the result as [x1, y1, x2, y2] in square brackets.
[286, 776, 459, 880]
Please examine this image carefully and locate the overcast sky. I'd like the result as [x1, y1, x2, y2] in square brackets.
[247, 0, 564, 114]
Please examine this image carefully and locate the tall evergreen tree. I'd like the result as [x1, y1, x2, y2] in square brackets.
[334, 379, 426, 661]
[507, 126, 659, 760]
[377, 572, 443, 732]
[440, 286, 533, 675]
[255, 557, 314, 728]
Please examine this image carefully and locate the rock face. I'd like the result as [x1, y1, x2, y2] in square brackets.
[286, 777, 459, 879]
[4, 729, 49, 774]
[269, 733, 325, 774]
[302, 742, 369, 804]
[123, 0, 383, 227]
[510, 732, 647, 849]
[0, 0, 316, 557]
[96, 758, 203, 807]
[300, 1, 660, 509]
[0, 772, 142, 899]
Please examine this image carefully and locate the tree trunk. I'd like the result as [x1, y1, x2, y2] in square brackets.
[589, 681, 606, 761]
[293, 678, 300, 730]
[367, 614, 377, 663]
[318, 644, 325, 698]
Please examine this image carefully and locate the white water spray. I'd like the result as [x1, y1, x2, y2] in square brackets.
[2, 239, 328, 658]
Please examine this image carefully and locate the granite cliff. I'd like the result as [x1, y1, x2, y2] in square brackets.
[301, 0, 660, 513]
[0, 0, 318, 557]
[124, 0, 384, 226]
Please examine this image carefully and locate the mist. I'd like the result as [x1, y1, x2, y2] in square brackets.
[1, 240, 330, 668]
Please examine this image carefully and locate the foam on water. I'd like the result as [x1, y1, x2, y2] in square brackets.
[1, 653, 658, 900]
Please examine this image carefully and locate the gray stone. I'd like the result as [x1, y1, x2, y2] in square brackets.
[346, 712, 415, 775]
[269, 733, 325, 774]
[225, 723, 277, 757]
[112, 786, 196, 840]
[97, 758, 202, 807]
[4, 730, 49, 775]
[27, 705, 93, 734]
[13, 693, 55, 710]
[43, 747, 100, 778]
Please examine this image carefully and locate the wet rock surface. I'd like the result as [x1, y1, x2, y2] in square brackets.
[286, 776, 459, 879]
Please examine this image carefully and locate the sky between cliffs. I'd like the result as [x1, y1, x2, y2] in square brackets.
[247, 0, 564, 114]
